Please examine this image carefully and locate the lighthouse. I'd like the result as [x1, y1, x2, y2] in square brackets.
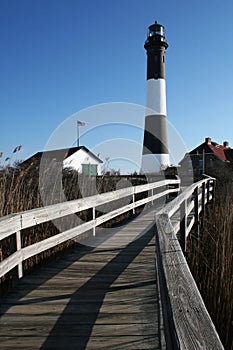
[141, 21, 170, 173]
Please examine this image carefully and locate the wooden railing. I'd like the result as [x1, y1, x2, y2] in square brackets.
[0, 178, 180, 280]
[0, 175, 224, 348]
[155, 176, 224, 349]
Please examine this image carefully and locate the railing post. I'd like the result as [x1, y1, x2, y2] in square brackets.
[0, 245, 2, 264]
[200, 182, 206, 230]
[133, 189, 135, 215]
[166, 181, 170, 200]
[151, 189, 154, 206]
[16, 230, 23, 279]
[180, 199, 187, 252]
[202, 182, 206, 218]
[212, 179, 216, 204]
[206, 180, 210, 204]
[92, 207, 96, 236]
[194, 187, 200, 238]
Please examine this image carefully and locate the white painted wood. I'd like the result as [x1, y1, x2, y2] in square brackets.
[92, 207, 96, 236]
[186, 215, 195, 237]
[157, 177, 214, 219]
[156, 211, 224, 349]
[0, 175, 220, 348]
[186, 200, 194, 217]
[0, 249, 21, 278]
[0, 179, 180, 278]
[155, 176, 223, 348]
[172, 220, 180, 235]
[134, 179, 179, 193]
[95, 189, 170, 228]
[0, 219, 96, 278]
[0, 188, 172, 279]
[161, 177, 215, 242]
[132, 191, 135, 215]
[198, 203, 202, 215]
[151, 189, 154, 205]
[63, 147, 102, 175]
[0, 179, 179, 239]
[16, 231, 23, 278]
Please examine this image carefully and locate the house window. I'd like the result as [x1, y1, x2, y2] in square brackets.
[82, 164, 98, 175]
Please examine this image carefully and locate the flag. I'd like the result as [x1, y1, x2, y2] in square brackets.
[13, 145, 22, 153]
[0, 152, 3, 158]
[77, 121, 85, 126]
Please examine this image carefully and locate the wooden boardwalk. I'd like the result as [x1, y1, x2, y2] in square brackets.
[0, 207, 161, 349]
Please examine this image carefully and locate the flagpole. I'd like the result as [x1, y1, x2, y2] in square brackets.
[77, 121, 85, 147]
[77, 122, 79, 147]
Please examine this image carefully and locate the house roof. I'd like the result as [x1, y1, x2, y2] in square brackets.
[22, 146, 103, 166]
[190, 138, 233, 162]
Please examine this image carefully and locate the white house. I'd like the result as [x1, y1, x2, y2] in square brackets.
[23, 146, 103, 175]
[63, 146, 103, 175]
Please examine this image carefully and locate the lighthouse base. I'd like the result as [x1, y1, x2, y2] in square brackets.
[141, 153, 170, 174]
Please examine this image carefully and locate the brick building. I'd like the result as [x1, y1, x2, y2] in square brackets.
[180, 137, 233, 176]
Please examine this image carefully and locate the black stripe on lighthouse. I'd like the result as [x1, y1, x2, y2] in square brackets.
[146, 47, 166, 80]
[143, 114, 169, 154]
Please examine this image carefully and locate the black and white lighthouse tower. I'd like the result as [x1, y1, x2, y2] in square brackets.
[141, 21, 170, 173]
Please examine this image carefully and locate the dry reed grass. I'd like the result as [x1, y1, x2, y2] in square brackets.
[0, 162, 148, 295]
[187, 160, 233, 350]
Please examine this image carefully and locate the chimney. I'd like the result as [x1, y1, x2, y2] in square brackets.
[205, 137, 211, 145]
[223, 141, 229, 148]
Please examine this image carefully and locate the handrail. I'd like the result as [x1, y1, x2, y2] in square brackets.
[0, 178, 180, 279]
[155, 176, 224, 349]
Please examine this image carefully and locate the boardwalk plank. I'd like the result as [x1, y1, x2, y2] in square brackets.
[0, 335, 159, 349]
[0, 207, 160, 350]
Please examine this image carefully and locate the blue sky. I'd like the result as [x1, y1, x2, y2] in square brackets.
[1, 0, 233, 172]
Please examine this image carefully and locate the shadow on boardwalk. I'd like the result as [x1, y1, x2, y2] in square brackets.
[1, 207, 160, 349]
[42, 229, 156, 349]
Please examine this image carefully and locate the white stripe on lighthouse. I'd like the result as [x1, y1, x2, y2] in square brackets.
[141, 153, 170, 173]
[146, 78, 167, 116]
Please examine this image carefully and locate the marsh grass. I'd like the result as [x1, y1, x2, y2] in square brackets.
[0, 162, 149, 295]
[187, 160, 233, 350]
